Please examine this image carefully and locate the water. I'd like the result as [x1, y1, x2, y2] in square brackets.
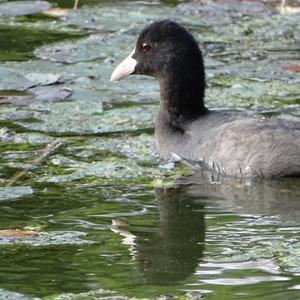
[0, 180, 299, 299]
[0, 0, 300, 299]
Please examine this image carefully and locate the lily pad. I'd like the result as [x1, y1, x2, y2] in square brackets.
[0, 106, 35, 121]
[0, 1, 51, 17]
[207, 77, 300, 110]
[0, 66, 64, 91]
[29, 85, 72, 102]
[25, 73, 61, 86]
[0, 186, 33, 201]
[2, 58, 159, 106]
[0, 94, 33, 105]
[207, 57, 300, 81]
[0, 67, 35, 91]
[215, 12, 300, 46]
[62, 3, 173, 32]
[2, 130, 53, 145]
[0, 289, 40, 300]
[18, 103, 155, 134]
[34, 34, 112, 63]
[177, 0, 275, 25]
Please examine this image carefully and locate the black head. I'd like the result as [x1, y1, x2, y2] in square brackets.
[111, 20, 207, 117]
[111, 20, 205, 82]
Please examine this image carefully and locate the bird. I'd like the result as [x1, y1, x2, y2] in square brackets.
[110, 20, 300, 178]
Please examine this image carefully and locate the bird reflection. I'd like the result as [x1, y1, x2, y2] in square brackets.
[112, 173, 300, 285]
[112, 186, 206, 285]
[180, 174, 300, 222]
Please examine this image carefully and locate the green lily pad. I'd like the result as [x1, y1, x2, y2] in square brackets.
[63, 4, 173, 32]
[0, 66, 64, 92]
[0, 186, 33, 201]
[29, 85, 72, 102]
[0, 94, 33, 106]
[207, 77, 300, 110]
[25, 73, 61, 86]
[2, 131, 53, 145]
[0, 106, 35, 121]
[0, 289, 40, 300]
[215, 13, 300, 46]
[0, 67, 35, 91]
[177, 0, 275, 26]
[0, 1, 51, 17]
[34, 34, 114, 63]
[18, 103, 155, 134]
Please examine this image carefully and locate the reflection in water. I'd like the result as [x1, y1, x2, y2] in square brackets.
[113, 175, 300, 287]
[113, 187, 206, 285]
[181, 174, 300, 222]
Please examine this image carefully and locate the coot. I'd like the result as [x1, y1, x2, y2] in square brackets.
[111, 20, 300, 178]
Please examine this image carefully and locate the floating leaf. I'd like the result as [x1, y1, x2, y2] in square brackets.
[0, 0, 51, 17]
[285, 64, 300, 73]
[0, 94, 32, 105]
[0, 289, 40, 300]
[0, 229, 37, 238]
[29, 85, 72, 102]
[0, 67, 35, 91]
[18, 103, 154, 134]
[34, 34, 111, 63]
[42, 7, 69, 18]
[0, 186, 33, 201]
[25, 73, 61, 86]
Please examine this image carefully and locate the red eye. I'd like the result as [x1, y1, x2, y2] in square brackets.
[142, 42, 151, 52]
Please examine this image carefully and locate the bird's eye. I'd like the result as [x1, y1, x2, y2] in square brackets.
[141, 42, 151, 52]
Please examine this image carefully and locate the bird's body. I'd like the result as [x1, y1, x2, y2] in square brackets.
[111, 20, 300, 178]
[156, 110, 300, 177]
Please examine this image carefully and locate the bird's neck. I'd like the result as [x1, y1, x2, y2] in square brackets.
[158, 66, 207, 121]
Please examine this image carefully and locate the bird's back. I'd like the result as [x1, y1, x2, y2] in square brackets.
[157, 111, 300, 178]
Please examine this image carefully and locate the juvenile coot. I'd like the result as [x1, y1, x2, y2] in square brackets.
[111, 20, 300, 178]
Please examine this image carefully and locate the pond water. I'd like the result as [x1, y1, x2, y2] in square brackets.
[0, 0, 300, 299]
